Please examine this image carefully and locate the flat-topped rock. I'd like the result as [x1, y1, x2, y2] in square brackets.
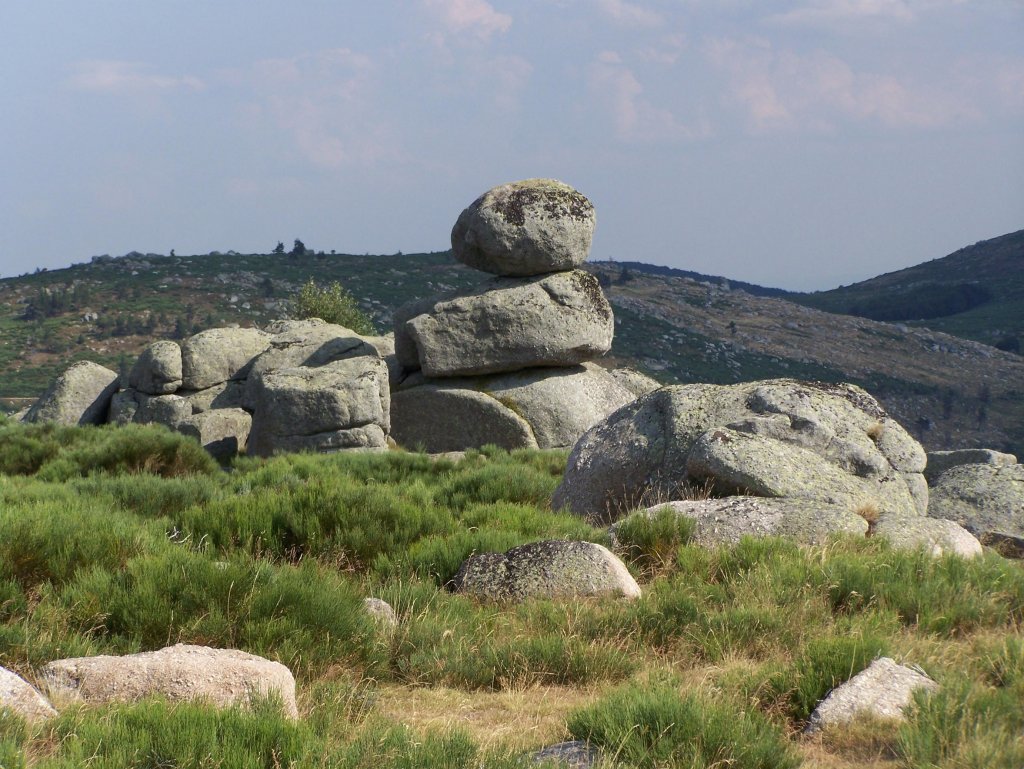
[927, 463, 1024, 557]
[451, 179, 596, 277]
[451, 540, 640, 601]
[40, 643, 298, 718]
[395, 270, 613, 377]
[925, 448, 1018, 483]
[21, 361, 119, 426]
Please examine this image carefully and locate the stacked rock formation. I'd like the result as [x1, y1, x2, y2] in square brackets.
[391, 179, 649, 452]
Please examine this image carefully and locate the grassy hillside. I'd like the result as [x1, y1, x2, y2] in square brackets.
[0, 419, 1021, 768]
[3, 242, 1023, 455]
[784, 230, 1024, 352]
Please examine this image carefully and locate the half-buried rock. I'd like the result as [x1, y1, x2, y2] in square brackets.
[247, 356, 390, 456]
[927, 462, 1024, 558]
[394, 270, 613, 377]
[451, 178, 597, 277]
[391, 363, 638, 451]
[40, 644, 298, 718]
[21, 361, 119, 426]
[0, 666, 57, 723]
[451, 540, 640, 601]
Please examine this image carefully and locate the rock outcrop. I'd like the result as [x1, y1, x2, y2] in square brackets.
[805, 657, 937, 733]
[40, 643, 298, 718]
[21, 361, 119, 426]
[924, 448, 1017, 484]
[128, 340, 183, 395]
[0, 666, 57, 723]
[927, 463, 1024, 557]
[872, 513, 983, 558]
[451, 540, 641, 601]
[553, 379, 927, 524]
[180, 327, 272, 390]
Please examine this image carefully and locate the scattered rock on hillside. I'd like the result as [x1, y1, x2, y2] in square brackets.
[805, 657, 937, 733]
[128, 340, 183, 395]
[611, 497, 868, 549]
[925, 448, 1018, 483]
[363, 598, 398, 631]
[175, 408, 252, 461]
[247, 356, 390, 457]
[451, 179, 596, 277]
[872, 512, 982, 558]
[451, 540, 640, 601]
[391, 363, 637, 452]
[394, 270, 613, 377]
[180, 327, 271, 390]
[927, 463, 1024, 557]
[529, 741, 601, 769]
[553, 379, 927, 524]
[41, 644, 298, 718]
[0, 666, 58, 723]
[21, 361, 119, 426]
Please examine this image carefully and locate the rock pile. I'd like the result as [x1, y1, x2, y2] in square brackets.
[392, 179, 651, 452]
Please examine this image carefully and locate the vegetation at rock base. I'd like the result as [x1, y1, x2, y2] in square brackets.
[290, 279, 376, 335]
[0, 418, 1021, 767]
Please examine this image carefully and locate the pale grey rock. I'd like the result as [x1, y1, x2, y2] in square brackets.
[872, 513, 982, 558]
[390, 363, 636, 452]
[925, 449, 1018, 484]
[175, 409, 252, 461]
[607, 367, 661, 398]
[612, 497, 867, 549]
[451, 540, 640, 601]
[133, 392, 193, 427]
[451, 179, 596, 277]
[179, 380, 246, 413]
[41, 643, 298, 718]
[247, 356, 390, 457]
[394, 270, 613, 377]
[392, 384, 538, 453]
[927, 463, 1024, 557]
[553, 380, 926, 524]
[243, 320, 390, 410]
[805, 657, 937, 733]
[901, 471, 930, 516]
[180, 327, 271, 390]
[108, 389, 139, 425]
[128, 340, 183, 395]
[529, 741, 600, 769]
[0, 666, 57, 723]
[22, 361, 119, 426]
[363, 598, 398, 631]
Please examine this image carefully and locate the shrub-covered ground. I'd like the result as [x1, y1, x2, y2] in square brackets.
[0, 419, 1021, 768]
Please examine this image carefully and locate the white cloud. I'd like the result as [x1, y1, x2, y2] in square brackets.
[69, 61, 204, 92]
[707, 37, 979, 131]
[423, 0, 512, 41]
[588, 52, 710, 141]
[768, 0, 975, 27]
[596, 0, 663, 28]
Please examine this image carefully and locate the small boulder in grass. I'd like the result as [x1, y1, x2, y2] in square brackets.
[805, 657, 938, 733]
[451, 540, 641, 602]
[364, 597, 398, 631]
[40, 644, 299, 719]
[0, 666, 57, 723]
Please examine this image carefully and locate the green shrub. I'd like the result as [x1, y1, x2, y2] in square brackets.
[567, 681, 799, 769]
[291, 279, 376, 334]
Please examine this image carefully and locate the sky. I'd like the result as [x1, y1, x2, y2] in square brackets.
[1, 1, 1021, 291]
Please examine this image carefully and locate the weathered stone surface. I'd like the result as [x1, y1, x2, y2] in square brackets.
[925, 449, 1018, 483]
[451, 540, 640, 601]
[872, 513, 983, 558]
[364, 598, 398, 631]
[451, 179, 596, 277]
[132, 392, 193, 428]
[553, 380, 926, 524]
[128, 340, 183, 395]
[179, 380, 245, 413]
[180, 327, 271, 390]
[927, 463, 1024, 555]
[611, 497, 868, 549]
[805, 657, 937, 733]
[108, 389, 140, 425]
[529, 741, 600, 769]
[391, 363, 636, 452]
[175, 408, 252, 461]
[608, 367, 661, 398]
[394, 270, 613, 377]
[0, 666, 57, 723]
[243, 320, 390, 410]
[41, 644, 298, 718]
[247, 356, 390, 457]
[22, 361, 119, 426]
[392, 384, 537, 453]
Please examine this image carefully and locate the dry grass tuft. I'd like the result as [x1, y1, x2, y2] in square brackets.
[865, 421, 886, 441]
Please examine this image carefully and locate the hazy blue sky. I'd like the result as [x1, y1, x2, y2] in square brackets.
[2, 1, 1021, 290]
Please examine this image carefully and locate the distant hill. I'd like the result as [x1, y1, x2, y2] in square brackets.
[2, 237, 1022, 455]
[783, 229, 1024, 353]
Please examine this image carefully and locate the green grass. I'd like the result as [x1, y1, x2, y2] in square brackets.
[0, 420, 1021, 767]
